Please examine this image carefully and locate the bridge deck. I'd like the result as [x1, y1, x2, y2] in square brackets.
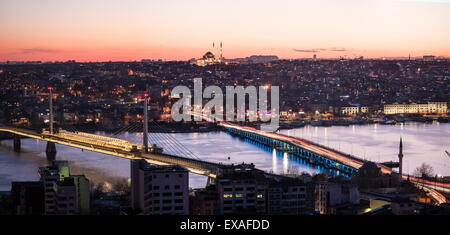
[219, 122, 392, 174]
[219, 122, 449, 201]
[0, 126, 221, 178]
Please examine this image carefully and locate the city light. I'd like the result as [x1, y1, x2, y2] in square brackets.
[0, 0, 449, 220]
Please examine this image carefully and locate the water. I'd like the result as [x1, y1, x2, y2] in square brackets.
[279, 122, 450, 177]
[0, 123, 449, 191]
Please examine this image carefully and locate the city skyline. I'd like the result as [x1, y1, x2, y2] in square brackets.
[1, 0, 450, 62]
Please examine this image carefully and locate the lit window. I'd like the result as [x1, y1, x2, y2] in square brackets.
[223, 194, 233, 198]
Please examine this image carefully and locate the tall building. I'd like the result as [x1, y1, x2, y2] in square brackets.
[38, 161, 90, 215]
[38, 161, 70, 214]
[53, 177, 79, 215]
[131, 159, 189, 215]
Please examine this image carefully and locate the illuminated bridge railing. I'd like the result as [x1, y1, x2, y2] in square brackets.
[141, 151, 224, 176]
[223, 126, 359, 175]
[0, 125, 226, 177]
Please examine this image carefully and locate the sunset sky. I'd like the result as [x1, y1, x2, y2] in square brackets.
[1, 0, 450, 61]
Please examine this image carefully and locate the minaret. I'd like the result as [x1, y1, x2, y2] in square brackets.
[398, 137, 404, 176]
[220, 41, 223, 60]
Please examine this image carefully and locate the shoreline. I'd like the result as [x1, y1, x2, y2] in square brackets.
[1, 117, 449, 138]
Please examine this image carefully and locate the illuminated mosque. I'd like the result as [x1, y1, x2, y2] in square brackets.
[189, 42, 227, 66]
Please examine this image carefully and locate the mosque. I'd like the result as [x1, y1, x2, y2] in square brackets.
[189, 42, 227, 66]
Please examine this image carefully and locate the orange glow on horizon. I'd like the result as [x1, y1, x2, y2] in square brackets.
[1, 0, 450, 62]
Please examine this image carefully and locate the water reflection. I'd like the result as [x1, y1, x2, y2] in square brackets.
[280, 122, 450, 177]
[283, 152, 289, 174]
[0, 122, 449, 190]
[272, 149, 277, 173]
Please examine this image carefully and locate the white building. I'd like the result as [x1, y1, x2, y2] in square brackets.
[383, 102, 447, 115]
[131, 160, 189, 215]
[340, 106, 369, 115]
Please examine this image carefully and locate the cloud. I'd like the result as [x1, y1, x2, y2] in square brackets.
[327, 47, 347, 52]
[261, 48, 277, 51]
[292, 49, 320, 53]
[22, 48, 62, 54]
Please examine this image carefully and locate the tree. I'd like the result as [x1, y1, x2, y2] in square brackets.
[413, 163, 434, 179]
[112, 178, 131, 196]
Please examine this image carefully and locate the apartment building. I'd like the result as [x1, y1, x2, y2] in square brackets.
[131, 159, 189, 215]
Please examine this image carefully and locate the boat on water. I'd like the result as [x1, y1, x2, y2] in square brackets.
[380, 120, 397, 125]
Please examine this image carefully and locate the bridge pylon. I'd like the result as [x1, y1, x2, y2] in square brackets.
[48, 86, 54, 134]
[13, 134, 21, 152]
[46, 141, 56, 161]
[143, 93, 149, 153]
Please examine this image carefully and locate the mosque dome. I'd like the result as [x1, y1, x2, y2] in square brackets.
[202, 51, 215, 60]
[359, 161, 382, 177]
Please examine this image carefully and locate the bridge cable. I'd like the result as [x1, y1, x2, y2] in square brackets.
[146, 129, 189, 157]
[150, 121, 202, 161]
[126, 123, 142, 135]
[112, 123, 139, 136]
[148, 125, 197, 158]
[122, 122, 141, 135]
[147, 135, 184, 157]
[151, 121, 202, 160]
[147, 125, 198, 159]
[146, 131, 186, 157]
